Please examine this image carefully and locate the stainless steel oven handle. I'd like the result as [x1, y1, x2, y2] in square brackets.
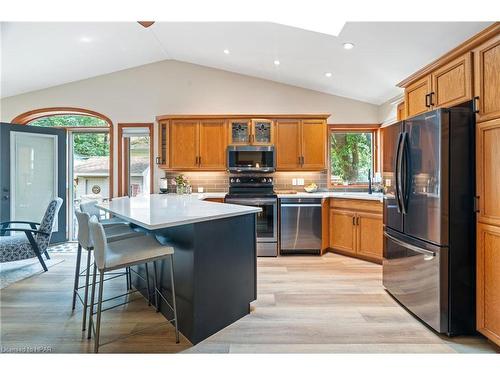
[225, 198, 277, 205]
[384, 232, 436, 257]
[281, 204, 322, 207]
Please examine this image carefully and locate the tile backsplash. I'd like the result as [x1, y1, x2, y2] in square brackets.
[162, 171, 368, 192]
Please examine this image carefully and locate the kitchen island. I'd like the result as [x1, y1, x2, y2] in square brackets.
[97, 194, 261, 344]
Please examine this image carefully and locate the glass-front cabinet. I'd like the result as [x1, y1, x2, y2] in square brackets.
[228, 119, 274, 145]
[157, 121, 168, 166]
[229, 120, 251, 144]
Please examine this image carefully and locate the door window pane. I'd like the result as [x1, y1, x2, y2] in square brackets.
[11, 132, 57, 229]
[330, 132, 373, 185]
[127, 136, 150, 197]
[29, 115, 107, 127]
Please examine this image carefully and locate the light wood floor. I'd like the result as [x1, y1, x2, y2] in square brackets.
[0, 251, 497, 353]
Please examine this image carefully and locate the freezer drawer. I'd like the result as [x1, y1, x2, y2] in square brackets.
[383, 229, 448, 333]
[280, 199, 322, 252]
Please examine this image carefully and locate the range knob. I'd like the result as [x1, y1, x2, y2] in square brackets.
[236, 178, 241, 183]
[230, 178, 234, 183]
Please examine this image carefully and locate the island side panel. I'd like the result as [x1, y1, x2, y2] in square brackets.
[193, 213, 257, 344]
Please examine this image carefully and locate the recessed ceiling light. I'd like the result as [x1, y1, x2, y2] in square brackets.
[274, 60, 280, 66]
[79, 36, 92, 43]
[223, 49, 230, 55]
[343, 42, 355, 50]
[325, 72, 332, 78]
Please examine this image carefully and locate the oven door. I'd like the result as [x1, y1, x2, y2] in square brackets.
[227, 146, 275, 173]
[224, 197, 278, 244]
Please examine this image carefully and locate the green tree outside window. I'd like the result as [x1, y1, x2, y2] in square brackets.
[29, 115, 109, 157]
[330, 132, 373, 185]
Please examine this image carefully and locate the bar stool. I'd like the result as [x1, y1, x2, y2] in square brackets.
[80, 200, 128, 226]
[79, 200, 141, 289]
[88, 216, 179, 353]
[73, 210, 145, 332]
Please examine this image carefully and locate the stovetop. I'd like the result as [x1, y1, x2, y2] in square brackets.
[227, 176, 276, 198]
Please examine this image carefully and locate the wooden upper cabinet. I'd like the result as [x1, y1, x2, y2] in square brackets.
[169, 120, 198, 170]
[251, 119, 274, 145]
[356, 211, 383, 260]
[476, 222, 500, 346]
[477, 118, 500, 227]
[158, 114, 329, 171]
[301, 120, 326, 170]
[405, 75, 431, 118]
[473, 34, 500, 123]
[228, 119, 252, 145]
[329, 209, 356, 255]
[198, 120, 227, 170]
[403, 52, 473, 119]
[276, 119, 327, 171]
[158, 121, 168, 166]
[228, 119, 274, 145]
[431, 53, 472, 109]
[276, 119, 302, 170]
[397, 102, 405, 121]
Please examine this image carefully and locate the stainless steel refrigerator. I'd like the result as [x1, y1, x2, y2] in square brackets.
[382, 106, 476, 336]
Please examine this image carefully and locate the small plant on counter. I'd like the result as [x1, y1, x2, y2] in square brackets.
[173, 174, 192, 194]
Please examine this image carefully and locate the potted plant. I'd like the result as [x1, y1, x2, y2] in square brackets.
[173, 174, 191, 195]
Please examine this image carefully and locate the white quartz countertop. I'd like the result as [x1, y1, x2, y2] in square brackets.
[97, 194, 261, 230]
[276, 192, 383, 201]
[184, 191, 383, 201]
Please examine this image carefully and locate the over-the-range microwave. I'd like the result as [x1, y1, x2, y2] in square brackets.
[227, 145, 275, 173]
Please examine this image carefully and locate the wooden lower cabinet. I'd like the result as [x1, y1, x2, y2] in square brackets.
[328, 198, 383, 263]
[203, 197, 225, 203]
[477, 222, 500, 345]
[477, 118, 500, 226]
[329, 209, 356, 255]
[356, 211, 383, 260]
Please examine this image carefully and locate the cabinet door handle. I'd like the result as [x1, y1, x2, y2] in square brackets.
[195, 156, 199, 165]
[298, 156, 302, 165]
[352, 216, 356, 226]
[425, 93, 430, 108]
[155, 157, 161, 165]
[356, 217, 360, 225]
[473, 96, 480, 114]
[429, 92, 435, 107]
[198, 156, 201, 166]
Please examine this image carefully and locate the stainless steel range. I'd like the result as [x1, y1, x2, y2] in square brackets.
[225, 176, 278, 257]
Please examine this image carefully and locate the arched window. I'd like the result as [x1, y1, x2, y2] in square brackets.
[28, 114, 108, 128]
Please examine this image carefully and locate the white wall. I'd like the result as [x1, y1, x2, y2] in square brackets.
[0, 59, 380, 195]
[378, 93, 404, 126]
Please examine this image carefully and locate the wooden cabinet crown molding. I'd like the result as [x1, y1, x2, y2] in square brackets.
[397, 22, 499, 88]
[156, 113, 330, 121]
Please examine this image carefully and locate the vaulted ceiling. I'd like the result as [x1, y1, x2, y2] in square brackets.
[0, 22, 492, 104]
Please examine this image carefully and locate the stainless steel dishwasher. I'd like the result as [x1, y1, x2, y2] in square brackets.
[280, 198, 322, 254]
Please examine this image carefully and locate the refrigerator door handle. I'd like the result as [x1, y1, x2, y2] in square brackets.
[394, 133, 403, 213]
[395, 132, 405, 214]
[384, 232, 436, 258]
[401, 132, 411, 214]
